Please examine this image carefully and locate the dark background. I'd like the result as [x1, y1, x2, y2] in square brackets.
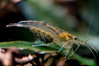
[0, 0, 99, 66]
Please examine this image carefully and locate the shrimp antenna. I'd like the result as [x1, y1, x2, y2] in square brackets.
[83, 31, 97, 59]
[87, 44, 98, 54]
[85, 31, 96, 43]
[84, 43, 96, 60]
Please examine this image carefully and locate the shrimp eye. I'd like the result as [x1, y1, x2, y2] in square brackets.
[74, 37, 78, 40]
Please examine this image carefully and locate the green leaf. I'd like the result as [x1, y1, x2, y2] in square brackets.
[0, 41, 58, 53]
[0, 41, 97, 66]
[72, 53, 97, 66]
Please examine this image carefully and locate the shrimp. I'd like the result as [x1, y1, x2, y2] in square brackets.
[6, 20, 96, 58]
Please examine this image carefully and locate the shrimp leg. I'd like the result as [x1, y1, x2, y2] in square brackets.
[65, 46, 72, 57]
[69, 44, 80, 57]
[32, 43, 49, 47]
[58, 45, 64, 52]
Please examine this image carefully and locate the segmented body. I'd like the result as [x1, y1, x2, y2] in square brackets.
[6, 20, 95, 57]
[16, 21, 72, 47]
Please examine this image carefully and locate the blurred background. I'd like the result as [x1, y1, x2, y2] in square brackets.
[0, 0, 99, 66]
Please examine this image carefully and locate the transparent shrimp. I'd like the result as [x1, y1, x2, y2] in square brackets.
[6, 20, 97, 58]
